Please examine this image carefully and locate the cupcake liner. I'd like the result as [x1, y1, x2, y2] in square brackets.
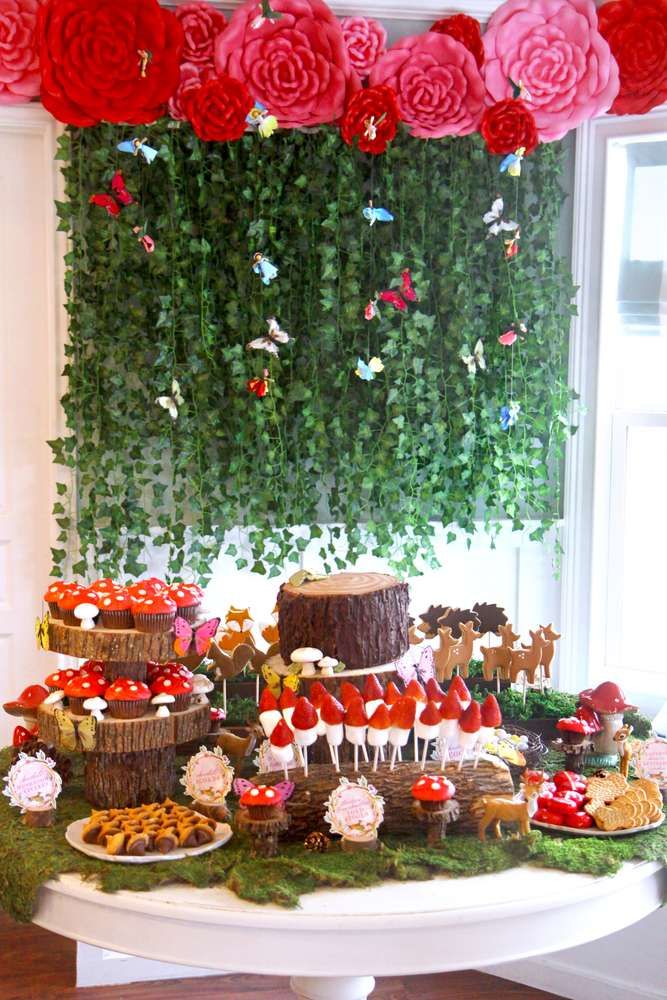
[246, 804, 281, 821]
[100, 609, 134, 630]
[60, 610, 78, 626]
[175, 604, 200, 623]
[134, 612, 176, 634]
[107, 699, 149, 719]
[67, 697, 89, 716]
[172, 693, 192, 712]
[47, 601, 62, 620]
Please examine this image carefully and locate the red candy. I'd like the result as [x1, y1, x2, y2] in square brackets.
[564, 811, 594, 829]
[534, 808, 565, 826]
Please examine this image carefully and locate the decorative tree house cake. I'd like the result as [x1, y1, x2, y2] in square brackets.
[277, 572, 409, 668]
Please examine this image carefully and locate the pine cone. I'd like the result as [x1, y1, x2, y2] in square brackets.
[304, 831, 331, 852]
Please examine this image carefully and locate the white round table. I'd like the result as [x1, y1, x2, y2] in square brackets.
[33, 860, 666, 1000]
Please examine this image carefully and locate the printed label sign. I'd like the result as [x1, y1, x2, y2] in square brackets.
[633, 737, 667, 788]
[2, 751, 62, 813]
[181, 746, 234, 805]
[324, 775, 384, 843]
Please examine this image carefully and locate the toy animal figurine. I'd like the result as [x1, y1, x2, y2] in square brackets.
[614, 724, 634, 779]
[472, 772, 543, 841]
[434, 620, 481, 681]
[480, 622, 520, 683]
[508, 630, 547, 685]
[216, 729, 257, 769]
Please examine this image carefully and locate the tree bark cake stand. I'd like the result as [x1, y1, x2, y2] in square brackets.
[38, 621, 210, 808]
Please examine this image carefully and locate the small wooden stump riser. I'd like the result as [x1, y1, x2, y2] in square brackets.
[85, 747, 177, 808]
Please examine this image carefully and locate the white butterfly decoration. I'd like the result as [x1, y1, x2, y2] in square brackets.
[155, 379, 184, 421]
[461, 338, 486, 375]
[483, 197, 519, 237]
[246, 316, 290, 356]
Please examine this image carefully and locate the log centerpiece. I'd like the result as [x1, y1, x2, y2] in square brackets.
[277, 572, 409, 669]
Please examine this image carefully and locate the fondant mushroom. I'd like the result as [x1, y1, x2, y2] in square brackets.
[317, 655, 338, 676]
[579, 681, 637, 755]
[191, 674, 214, 703]
[83, 696, 108, 721]
[74, 602, 99, 630]
[3, 684, 49, 721]
[290, 647, 323, 677]
[44, 689, 66, 709]
[152, 692, 175, 717]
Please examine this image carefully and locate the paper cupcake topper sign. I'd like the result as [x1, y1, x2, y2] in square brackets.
[180, 745, 234, 805]
[2, 751, 62, 813]
[324, 775, 384, 843]
[633, 737, 667, 788]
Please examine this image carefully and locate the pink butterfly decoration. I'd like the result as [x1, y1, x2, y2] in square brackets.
[379, 289, 407, 312]
[365, 297, 379, 320]
[395, 645, 435, 686]
[233, 777, 295, 801]
[498, 328, 517, 346]
[173, 616, 221, 657]
[401, 269, 417, 302]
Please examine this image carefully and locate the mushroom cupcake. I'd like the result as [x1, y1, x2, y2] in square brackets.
[44, 667, 79, 693]
[133, 594, 177, 633]
[150, 673, 193, 712]
[105, 677, 152, 719]
[65, 673, 109, 716]
[239, 783, 286, 821]
[57, 585, 85, 625]
[168, 583, 201, 623]
[43, 581, 66, 618]
[98, 588, 134, 629]
[79, 660, 106, 677]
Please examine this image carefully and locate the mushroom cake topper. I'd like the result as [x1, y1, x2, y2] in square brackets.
[472, 602, 508, 635]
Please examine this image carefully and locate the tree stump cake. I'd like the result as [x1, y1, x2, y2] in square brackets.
[277, 572, 409, 668]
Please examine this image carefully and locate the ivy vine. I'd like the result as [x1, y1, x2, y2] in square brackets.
[51, 123, 576, 581]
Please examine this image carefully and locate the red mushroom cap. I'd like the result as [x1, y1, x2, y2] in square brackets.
[480, 694, 502, 728]
[12, 725, 36, 747]
[362, 674, 384, 703]
[210, 707, 226, 721]
[269, 718, 293, 748]
[411, 774, 455, 802]
[99, 589, 132, 611]
[384, 681, 402, 706]
[404, 679, 427, 702]
[308, 681, 329, 710]
[368, 703, 391, 729]
[91, 577, 118, 593]
[60, 587, 99, 611]
[579, 681, 637, 714]
[128, 579, 166, 602]
[168, 584, 200, 608]
[150, 674, 193, 696]
[278, 686, 298, 710]
[576, 705, 602, 733]
[79, 660, 106, 676]
[344, 697, 368, 727]
[239, 783, 284, 807]
[557, 716, 588, 734]
[291, 696, 318, 730]
[340, 680, 362, 709]
[105, 678, 151, 701]
[43, 581, 65, 601]
[4, 684, 49, 712]
[65, 674, 109, 697]
[440, 688, 465, 721]
[389, 696, 417, 729]
[448, 675, 470, 703]
[259, 688, 279, 713]
[320, 694, 344, 726]
[44, 668, 80, 687]
[133, 595, 177, 615]
[459, 700, 482, 734]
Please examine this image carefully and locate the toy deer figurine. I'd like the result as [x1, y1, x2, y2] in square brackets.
[508, 630, 547, 685]
[480, 623, 520, 684]
[434, 620, 481, 682]
[613, 724, 634, 779]
[473, 771, 544, 841]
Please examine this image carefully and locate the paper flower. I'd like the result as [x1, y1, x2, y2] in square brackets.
[185, 73, 253, 141]
[215, 0, 360, 129]
[340, 16, 387, 78]
[340, 84, 399, 155]
[480, 99, 538, 155]
[429, 13, 484, 68]
[174, 1, 227, 66]
[370, 32, 485, 139]
[168, 62, 215, 121]
[0, 0, 42, 105]
[483, 0, 619, 142]
[598, 0, 667, 115]
[39, 0, 183, 126]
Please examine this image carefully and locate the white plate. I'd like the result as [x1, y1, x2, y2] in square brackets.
[532, 815, 664, 837]
[65, 817, 233, 863]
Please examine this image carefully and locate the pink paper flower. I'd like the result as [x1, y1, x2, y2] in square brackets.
[215, 0, 360, 128]
[369, 31, 485, 139]
[483, 0, 620, 142]
[174, 1, 227, 66]
[340, 16, 386, 78]
[0, 0, 42, 105]
[168, 61, 215, 121]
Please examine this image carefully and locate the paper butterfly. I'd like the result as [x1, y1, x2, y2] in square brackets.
[460, 339, 486, 375]
[54, 709, 97, 752]
[396, 645, 436, 686]
[156, 379, 184, 420]
[173, 617, 221, 658]
[262, 663, 300, 699]
[251, 0, 283, 28]
[252, 251, 278, 285]
[483, 197, 518, 237]
[233, 777, 295, 801]
[355, 356, 384, 381]
[35, 612, 49, 651]
[363, 202, 394, 226]
[117, 137, 159, 164]
[401, 269, 417, 302]
[365, 297, 380, 321]
[246, 317, 290, 355]
[247, 369, 271, 398]
[89, 170, 135, 217]
[246, 101, 279, 138]
[132, 224, 155, 254]
[498, 322, 527, 346]
[504, 229, 521, 259]
[288, 569, 326, 586]
[500, 401, 521, 430]
[378, 289, 407, 312]
[509, 77, 532, 102]
[500, 146, 526, 178]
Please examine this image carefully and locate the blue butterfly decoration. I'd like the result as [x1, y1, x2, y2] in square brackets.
[355, 356, 384, 381]
[362, 202, 394, 226]
[252, 252, 278, 285]
[117, 138, 159, 165]
[500, 401, 521, 430]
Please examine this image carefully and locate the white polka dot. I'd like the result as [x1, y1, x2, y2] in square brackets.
[432, 782, 441, 791]
[83, 681, 90, 689]
[266, 789, 275, 798]
[163, 679, 172, 687]
[130, 685, 138, 692]
[250, 788, 259, 797]
[144, 599, 153, 606]
[176, 590, 185, 597]
[103, 598, 111, 606]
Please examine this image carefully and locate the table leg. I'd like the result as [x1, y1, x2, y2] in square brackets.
[289, 975, 376, 1000]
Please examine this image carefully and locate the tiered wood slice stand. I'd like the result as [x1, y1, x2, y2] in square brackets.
[38, 621, 210, 808]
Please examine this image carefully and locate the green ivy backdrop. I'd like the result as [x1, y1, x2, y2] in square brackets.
[51, 124, 575, 581]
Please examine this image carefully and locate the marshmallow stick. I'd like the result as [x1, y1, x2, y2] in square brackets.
[379, 746, 385, 762]
[223, 678, 228, 713]
[496, 671, 501, 694]
[328, 741, 338, 768]
[354, 744, 359, 772]
[390, 743, 399, 770]
[440, 740, 448, 771]
[373, 745, 380, 772]
[457, 748, 467, 771]
[334, 745, 340, 771]
[414, 729, 419, 762]
[421, 737, 430, 770]
[255, 674, 260, 704]
[398, 747, 403, 763]
[361, 743, 369, 763]
[302, 744, 309, 778]
[522, 671, 528, 706]
[473, 740, 482, 769]
[283, 763, 289, 782]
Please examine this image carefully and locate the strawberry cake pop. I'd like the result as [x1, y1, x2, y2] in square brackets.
[457, 700, 482, 770]
[404, 679, 427, 761]
[414, 700, 441, 769]
[340, 680, 362, 710]
[367, 703, 391, 771]
[388, 696, 416, 770]
[291, 696, 318, 777]
[479, 693, 502, 747]
[425, 677, 445, 703]
[258, 688, 282, 737]
[383, 680, 402, 707]
[448, 674, 471, 710]
[439, 688, 465, 769]
[269, 717, 294, 781]
[308, 680, 329, 736]
[320, 693, 345, 771]
[279, 686, 298, 730]
[344, 697, 369, 772]
[362, 674, 385, 718]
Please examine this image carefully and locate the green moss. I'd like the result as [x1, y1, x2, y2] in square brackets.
[1, 748, 664, 924]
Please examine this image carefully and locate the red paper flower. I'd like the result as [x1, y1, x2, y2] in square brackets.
[38, 0, 183, 126]
[0, 0, 42, 105]
[185, 73, 253, 141]
[598, 0, 667, 115]
[340, 16, 387, 78]
[340, 84, 399, 154]
[430, 13, 484, 69]
[483, 0, 619, 142]
[168, 61, 215, 121]
[480, 99, 538, 155]
[370, 31, 485, 139]
[215, 0, 360, 129]
[174, 1, 227, 66]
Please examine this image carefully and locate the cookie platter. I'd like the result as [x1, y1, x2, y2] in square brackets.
[532, 816, 664, 837]
[66, 818, 233, 863]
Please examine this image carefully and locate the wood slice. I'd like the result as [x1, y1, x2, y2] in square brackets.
[36, 701, 209, 753]
[47, 621, 176, 662]
[277, 572, 409, 668]
[84, 747, 176, 808]
[262, 757, 513, 840]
